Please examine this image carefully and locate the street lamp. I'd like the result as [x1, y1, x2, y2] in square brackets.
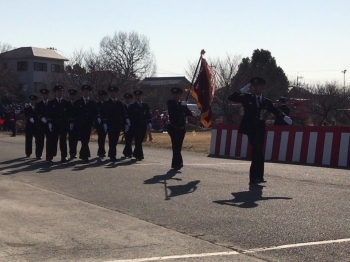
[341, 70, 347, 87]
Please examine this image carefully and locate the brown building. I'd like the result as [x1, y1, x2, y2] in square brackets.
[139, 76, 194, 111]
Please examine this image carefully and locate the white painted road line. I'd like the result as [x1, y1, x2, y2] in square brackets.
[106, 238, 350, 262]
[105, 251, 240, 262]
[134, 163, 250, 166]
[243, 237, 350, 253]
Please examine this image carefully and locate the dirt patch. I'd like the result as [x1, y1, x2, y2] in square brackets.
[144, 131, 211, 154]
[91, 130, 212, 154]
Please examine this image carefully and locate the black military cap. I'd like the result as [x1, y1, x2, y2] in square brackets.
[68, 89, 78, 95]
[98, 90, 108, 96]
[279, 96, 286, 103]
[29, 95, 38, 101]
[171, 87, 183, 94]
[39, 88, 50, 94]
[81, 84, 92, 91]
[133, 90, 143, 96]
[108, 86, 119, 92]
[53, 85, 64, 92]
[250, 77, 266, 86]
[124, 93, 133, 99]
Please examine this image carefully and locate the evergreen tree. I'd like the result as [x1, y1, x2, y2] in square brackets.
[232, 49, 288, 100]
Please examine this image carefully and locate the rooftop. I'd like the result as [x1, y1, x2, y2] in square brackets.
[140, 77, 190, 86]
[0, 47, 68, 61]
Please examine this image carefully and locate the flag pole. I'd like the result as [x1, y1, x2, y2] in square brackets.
[185, 49, 206, 102]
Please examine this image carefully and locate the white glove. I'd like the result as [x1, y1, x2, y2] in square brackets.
[240, 83, 252, 93]
[97, 118, 101, 124]
[41, 117, 47, 123]
[48, 123, 52, 132]
[70, 123, 74, 131]
[103, 123, 107, 133]
[148, 123, 152, 129]
[283, 116, 292, 125]
[29, 118, 34, 123]
[125, 125, 129, 133]
[126, 119, 131, 126]
[181, 101, 187, 106]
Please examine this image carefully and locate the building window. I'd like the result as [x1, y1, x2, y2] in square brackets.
[34, 82, 47, 92]
[51, 64, 61, 73]
[17, 61, 28, 71]
[34, 62, 47, 71]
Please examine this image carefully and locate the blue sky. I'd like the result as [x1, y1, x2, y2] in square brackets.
[2, 0, 349, 85]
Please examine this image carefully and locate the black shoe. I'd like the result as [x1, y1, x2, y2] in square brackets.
[110, 157, 117, 162]
[98, 154, 106, 158]
[46, 158, 53, 162]
[26, 155, 30, 158]
[61, 158, 68, 163]
[82, 158, 89, 163]
[36, 156, 42, 160]
[70, 155, 77, 159]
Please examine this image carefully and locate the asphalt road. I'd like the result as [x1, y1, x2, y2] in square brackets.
[0, 133, 349, 262]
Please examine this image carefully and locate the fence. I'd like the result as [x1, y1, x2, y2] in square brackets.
[209, 124, 350, 168]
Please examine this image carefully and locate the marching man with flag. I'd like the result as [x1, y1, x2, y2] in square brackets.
[169, 49, 215, 170]
[167, 87, 194, 170]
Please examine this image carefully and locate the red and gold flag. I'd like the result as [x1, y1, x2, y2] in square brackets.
[190, 58, 216, 128]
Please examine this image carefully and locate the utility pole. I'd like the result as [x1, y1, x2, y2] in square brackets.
[341, 70, 347, 87]
[296, 76, 303, 87]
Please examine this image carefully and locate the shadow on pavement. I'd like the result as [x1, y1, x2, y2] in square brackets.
[166, 180, 201, 200]
[213, 185, 293, 208]
[104, 158, 137, 169]
[143, 169, 182, 184]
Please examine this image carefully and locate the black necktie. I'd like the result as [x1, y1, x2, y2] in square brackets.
[257, 96, 261, 108]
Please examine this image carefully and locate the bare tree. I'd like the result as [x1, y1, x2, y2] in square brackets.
[0, 42, 18, 102]
[304, 82, 350, 126]
[100, 31, 156, 88]
[0, 42, 13, 53]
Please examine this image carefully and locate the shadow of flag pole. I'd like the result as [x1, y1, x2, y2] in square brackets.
[185, 49, 206, 102]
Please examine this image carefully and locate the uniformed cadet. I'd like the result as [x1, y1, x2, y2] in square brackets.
[35, 88, 50, 160]
[122, 93, 134, 158]
[95, 90, 108, 158]
[128, 90, 152, 161]
[228, 77, 292, 185]
[167, 87, 193, 170]
[73, 85, 97, 163]
[101, 86, 129, 161]
[67, 89, 79, 159]
[24, 95, 39, 158]
[47, 85, 70, 162]
[274, 96, 290, 126]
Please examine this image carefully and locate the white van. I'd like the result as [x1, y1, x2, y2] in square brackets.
[186, 103, 201, 117]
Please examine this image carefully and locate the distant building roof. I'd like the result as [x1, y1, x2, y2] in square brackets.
[140, 77, 190, 86]
[0, 47, 68, 61]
